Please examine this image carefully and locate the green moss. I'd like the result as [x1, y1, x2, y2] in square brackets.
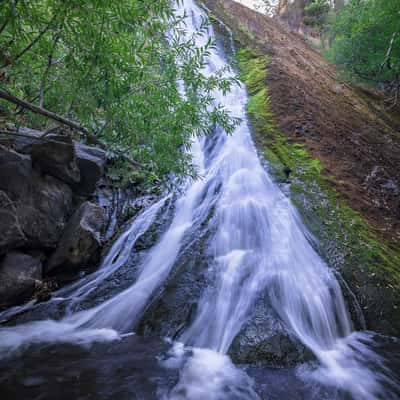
[237, 46, 400, 290]
[238, 23, 256, 41]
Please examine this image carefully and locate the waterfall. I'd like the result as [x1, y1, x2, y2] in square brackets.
[162, 2, 397, 399]
[0, 1, 397, 399]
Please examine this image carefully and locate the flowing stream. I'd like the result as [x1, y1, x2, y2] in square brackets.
[0, 1, 399, 399]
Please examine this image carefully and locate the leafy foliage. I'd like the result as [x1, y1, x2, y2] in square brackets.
[328, 0, 400, 105]
[304, 0, 330, 29]
[305, 0, 330, 15]
[0, 0, 238, 183]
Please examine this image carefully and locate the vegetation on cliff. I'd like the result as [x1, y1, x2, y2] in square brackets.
[0, 0, 237, 184]
[272, 0, 400, 107]
[328, 0, 400, 107]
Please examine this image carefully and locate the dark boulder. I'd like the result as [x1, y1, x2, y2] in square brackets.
[0, 191, 26, 254]
[47, 202, 106, 273]
[31, 134, 80, 185]
[0, 251, 42, 308]
[138, 222, 214, 339]
[0, 145, 73, 251]
[0, 144, 32, 197]
[0, 127, 43, 154]
[229, 294, 311, 365]
[1, 129, 107, 197]
[73, 143, 106, 196]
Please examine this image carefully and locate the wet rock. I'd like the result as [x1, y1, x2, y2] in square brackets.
[73, 143, 106, 196]
[0, 145, 73, 250]
[138, 220, 214, 339]
[0, 251, 42, 308]
[31, 134, 80, 185]
[229, 294, 311, 365]
[283, 166, 292, 180]
[97, 186, 160, 243]
[47, 202, 106, 273]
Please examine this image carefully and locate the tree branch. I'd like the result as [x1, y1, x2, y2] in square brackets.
[0, 87, 89, 134]
[39, 23, 62, 107]
[2, 14, 57, 68]
[0, 20, 9, 37]
[380, 32, 399, 73]
[0, 87, 144, 168]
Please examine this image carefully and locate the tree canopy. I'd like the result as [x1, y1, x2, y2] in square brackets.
[0, 0, 238, 184]
[328, 0, 400, 106]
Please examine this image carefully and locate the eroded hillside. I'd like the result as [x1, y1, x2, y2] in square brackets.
[202, 0, 400, 335]
[205, 0, 400, 245]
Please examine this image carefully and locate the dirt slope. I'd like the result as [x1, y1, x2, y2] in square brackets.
[203, 0, 400, 246]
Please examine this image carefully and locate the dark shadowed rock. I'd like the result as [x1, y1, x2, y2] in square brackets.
[0, 144, 32, 196]
[1, 129, 107, 196]
[0, 145, 73, 250]
[0, 251, 42, 308]
[73, 143, 107, 196]
[31, 134, 80, 185]
[47, 202, 106, 273]
[229, 294, 311, 365]
[0, 191, 26, 254]
[0, 127, 43, 154]
[138, 216, 214, 339]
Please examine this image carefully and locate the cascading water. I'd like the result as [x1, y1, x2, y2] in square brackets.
[0, 196, 168, 324]
[0, 1, 398, 399]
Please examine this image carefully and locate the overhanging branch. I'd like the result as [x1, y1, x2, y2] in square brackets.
[0, 87, 144, 169]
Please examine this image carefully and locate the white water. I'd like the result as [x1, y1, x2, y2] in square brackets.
[59, 196, 168, 312]
[0, 1, 397, 399]
[0, 196, 167, 323]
